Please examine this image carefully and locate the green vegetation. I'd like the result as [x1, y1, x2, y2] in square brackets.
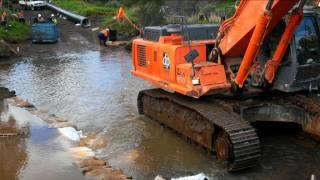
[51, 0, 237, 38]
[0, 21, 31, 43]
[51, 0, 166, 38]
[52, 0, 116, 16]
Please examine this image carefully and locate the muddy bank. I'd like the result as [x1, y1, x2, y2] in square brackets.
[0, 42, 11, 57]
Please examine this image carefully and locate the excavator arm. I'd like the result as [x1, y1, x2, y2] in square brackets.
[216, 0, 306, 87]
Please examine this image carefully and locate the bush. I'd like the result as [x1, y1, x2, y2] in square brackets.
[0, 21, 31, 43]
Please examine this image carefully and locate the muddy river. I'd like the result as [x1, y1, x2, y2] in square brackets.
[0, 14, 319, 179]
[0, 48, 319, 180]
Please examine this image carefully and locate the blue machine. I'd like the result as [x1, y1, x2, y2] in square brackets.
[32, 23, 59, 43]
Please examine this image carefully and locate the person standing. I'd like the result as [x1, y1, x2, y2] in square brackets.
[1, 11, 8, 28]
[49, 14, 58, 25]
[18, 10, 25, 23]
[37, 14, 45, 23]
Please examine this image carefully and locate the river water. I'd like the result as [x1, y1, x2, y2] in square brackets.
[0, 47, 319, 180]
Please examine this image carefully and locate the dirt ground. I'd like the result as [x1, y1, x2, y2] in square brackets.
[13, 9, 101, 58]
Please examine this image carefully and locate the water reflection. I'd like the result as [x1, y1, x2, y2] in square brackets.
[0, 137, 28, 180]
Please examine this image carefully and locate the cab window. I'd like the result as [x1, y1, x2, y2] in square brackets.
[295, 16, 320, 65]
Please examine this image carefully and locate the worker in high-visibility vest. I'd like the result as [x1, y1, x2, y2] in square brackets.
[98, 28, 110, 46]
[49, 14, 58, 25]
[18, 10, 25, 23]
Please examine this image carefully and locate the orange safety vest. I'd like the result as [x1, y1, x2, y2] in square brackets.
[101, 30, 109, 37]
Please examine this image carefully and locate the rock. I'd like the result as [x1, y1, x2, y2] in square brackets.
[0, 87, 15, 99]
[69, 147, 95, 159]
[80, 137, 91, 146]
[55, 117, 68, 122]
[11, 97, 34, 108]
[84, 168, 128, 179]
[84, 167, 113, 177]
[90, 136, 108, 150]
[86, 132, 97, 139]
[82, 165, 109, 174]
[118, 149, 139, 163]
[74, 157, 106, 168]
[79, 132, 98, 146]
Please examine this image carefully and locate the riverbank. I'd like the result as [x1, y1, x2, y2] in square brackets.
[0, 15, 31, 57]
[0, 89, 131, 180]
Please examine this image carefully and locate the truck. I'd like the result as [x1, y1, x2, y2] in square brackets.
[19, 0, 46, 10]
[131, 0, 320, 172]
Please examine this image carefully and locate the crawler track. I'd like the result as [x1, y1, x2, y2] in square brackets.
[138, 89, 261, 172]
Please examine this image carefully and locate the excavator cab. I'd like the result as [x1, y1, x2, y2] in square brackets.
[273, 11, 320, 92]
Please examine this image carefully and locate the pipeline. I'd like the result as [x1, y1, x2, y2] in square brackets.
[46, 3, 90, 27]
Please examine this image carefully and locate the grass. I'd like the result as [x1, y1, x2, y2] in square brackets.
[215, 0, 237, 11]
[0, 21, 31, 43]
[52, 0, 116, 16]
[51, 0, 140, 38]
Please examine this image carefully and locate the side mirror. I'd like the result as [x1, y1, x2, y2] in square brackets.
[185, 49, 199, 63]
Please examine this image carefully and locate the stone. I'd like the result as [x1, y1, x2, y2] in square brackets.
[80, 138, 90, 146]
[81, 165, 108, 174]
[84, 168, 128, 179]
[11, 97, 34, 108]
[74, 158, 106, 168]
[69, 147, 95, 159]
[90, 136, 108, 150]
[86, 132, 97, 139]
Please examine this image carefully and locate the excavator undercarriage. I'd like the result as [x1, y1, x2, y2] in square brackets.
[138, 89, 320, 171]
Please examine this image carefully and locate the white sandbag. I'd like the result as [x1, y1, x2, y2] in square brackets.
[171, 173, 209, 180]
[58, 127, 80, 141]
[91, 27, 100, 32]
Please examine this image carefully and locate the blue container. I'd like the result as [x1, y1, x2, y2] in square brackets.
[32, 23, 59, 43]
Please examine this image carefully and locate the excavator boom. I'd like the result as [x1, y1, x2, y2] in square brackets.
[218, 0, 300, 56]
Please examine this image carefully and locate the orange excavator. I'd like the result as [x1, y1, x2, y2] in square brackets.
[130, 0, 320, 171]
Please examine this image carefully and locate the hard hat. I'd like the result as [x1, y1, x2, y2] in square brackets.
[51, 14, 55, 17]
[38, 14, 42, 18]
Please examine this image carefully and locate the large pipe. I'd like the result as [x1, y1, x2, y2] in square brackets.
[46, 3, 90, 27]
